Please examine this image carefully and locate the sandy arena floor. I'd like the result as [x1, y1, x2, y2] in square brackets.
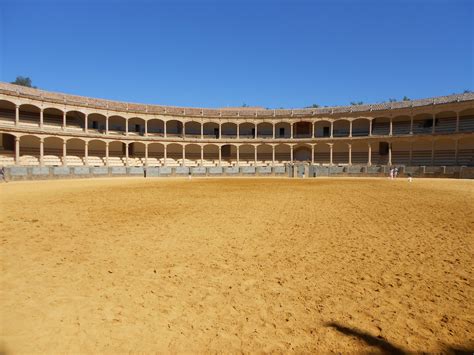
[0, 177, 473, 353]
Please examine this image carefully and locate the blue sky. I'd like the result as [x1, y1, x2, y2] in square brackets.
[0, 0, 472, 108]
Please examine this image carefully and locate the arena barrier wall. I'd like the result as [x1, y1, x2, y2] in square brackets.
[3, 165, 473, 181]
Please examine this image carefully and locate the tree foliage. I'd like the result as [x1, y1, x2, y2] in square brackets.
[11, 76, 37, 88]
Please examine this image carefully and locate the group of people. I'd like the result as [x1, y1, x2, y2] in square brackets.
[0, 166, 7, 183]
[389, 167, 399, 179]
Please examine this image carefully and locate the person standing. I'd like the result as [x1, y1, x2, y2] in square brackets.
[0, 166, 8, 183]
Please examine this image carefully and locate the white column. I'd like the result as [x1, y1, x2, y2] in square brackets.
[145, 144, 148, 167]
[237, 124, 240, 139]
[455, 112, 460, 133]
[15, 137, 20, 164]
[40, 109, 44, 129]
[201, 123, 204, 139]
[125, 143, 129, 167]
[84, 141, 89, 166]
[40, 138, 44, 166]
[290, 145, 294, 164]
[388, 142, 392, 166]
[125, 119, 129, 136]
[290, 123, 294, 139]
[200, 146, 204, 165]
[272, 124, 275, 139]
[106, 116, 109, 135]
[182, 122, 186, 137]
[312, 122, 315, 138]
[219, 146, 222, 166]
[432, 114, 436, 134]
[236, 145, 240, 165]
[105, 142, 109, 167]
[145, 120, 148, 136]
[219, 123, 222, 139]
[272, 145, 275, 166]
[182, 145, 186, 166]
[410, 115, 414, 134]
[349, 121, 353, 137]
[330, 122, 334, 138]
[63, 111, 67, 130]
[389, 117, 393, 136]
[84, 114, 88, 133]
[368, 143, 372, 166]
[329, 144, 333, 166]
[15, 105, 19, 127]
[163, 145, 167, 166]
[369, 119, 373, 136]
[311, 144, 315, 164]
[254, 145, 257, 165]
[164, 121, 167, 138]
[255, 123, 258, 139]
[62, 140, 67, 166]
[348, 144, 352, 165]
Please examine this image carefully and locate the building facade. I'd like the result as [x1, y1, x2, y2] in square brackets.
[0, 82, 473, 170]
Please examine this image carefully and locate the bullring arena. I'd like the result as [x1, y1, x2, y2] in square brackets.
[0, 83, 473, 353]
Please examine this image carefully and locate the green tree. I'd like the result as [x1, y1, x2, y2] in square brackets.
[350, 101, 363, 106]
[402, 96, 410, 101]
[11, 76, 37, 88]
[241, 103, 248, 107]
[305, 103, 320, 108]
[389, 98, 397, 102]
[463, 89, 472, 93]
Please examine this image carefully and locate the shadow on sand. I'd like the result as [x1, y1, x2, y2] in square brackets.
[325, 321, 406, 354]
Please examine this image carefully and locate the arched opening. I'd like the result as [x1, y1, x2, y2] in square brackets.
[0, 100, 16, 126]
[203, 144, 219, 166]
[274, 144, 291, 164]
[239, 122, 255, 139]
[43, 136, 64, 166]
[166, 120, 183, 137]
[65, 138, 85, 166]
[458, 137, 474, 166]
[333, 120, 350, 137]
[166, 143, 182, 166]
[88, 113, 107, 133]
[314, 143, 330, 164]
[128, 117, 145, 136]
[20, 104, 41, 128]
[203, 122, 219, 138]
[372, 141, 389, 165]
[372, 117, 390, 136]
[19, 135, 40, 166]
[333, 142, 349, 164]
[293, 144, 311, 162]
[221, 123, 237, 138]
[148, 119, 164, 136]
[129, 142, 146, 166]
[351, 141, 369, 164]
[185, 121, 201, 138]
[238, 144, 255, 165]
[88, 140, 106, 166]
[294, 121, 312, 138]
[275, 122, 291, 138]
[183, 144, 200, 166]
[433, 138, 456, 166]
[0, 133, 16, 166]
[256, 144, 272, 165]
[108, 115, 126, 135]
[412, 113, 433, 134]
[314, 120, 331, 138]
[257, 122, 273, 139]
[434, 111, 457, 133]
[43, 107, 63, 130]
[148, 143, 164, 166]
[221, 144, 237, 164]
[352, 119, 371, 137]
[459, 108, 474, 132]
[66, 111, 85, 131]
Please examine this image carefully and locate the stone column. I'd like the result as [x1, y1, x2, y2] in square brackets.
[219, 146, 222, 166]
[40, 138, 44, 166]
[145, 120, 148, 136]
[272, 145, 275, 166]
[311, 144, 315, 164]
[200, 146, 204, 166]
[329, 144, 333, 166]
[255, 123, 258, 139]
[15, 137, 20, 164]
[15, 105, 19, 127]
[410, 115, 414, 134]
[164, 121, 167, 138]
[348, 143, 352, 166]
[105, 142, 109, 167]
[272, 124, 275, 139]
[182, 122, 186, 138]
[290, 145, 294, 164]
[388, 142, 392, 166]
[63, 111, 67, 131]
[219, 123, 222, 139]
[62, 140, 67, 166]
[236, 145, 240, 165]
[254, 145, 257, 165]
[84, 141, 89, 166]
[369, 119, 373, 136]
[84, 114, 88, 133]
[389, 117, 393, 136]
[367, 143, 372, 166]
[125, 119, 129, 136]
[144, 144, 148, 167]
[201, 123, 204, 139]
[182, 145, 186, 166]
[290, 123, 294, 139]
[349, 121, 353, 138]
[312, 122, 315, 138]
[125, 143, 129, 167]
[163, 145, 167, 166]
[40, 109, 44, 129]
[432, 114, 436, 134]
[237, 124, 240, 139]
[106, 116, 109, 135]
[455, 112, 460, 133]
[330, 122, 334, 138]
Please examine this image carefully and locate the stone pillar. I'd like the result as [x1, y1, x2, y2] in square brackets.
[182, 145, 186, 166]
[219, 123, 222, 139]
[105, 142, 109, 167]
[182, 122, 186, 138]
[389, 117, 393, 136]
[84, 114, 88, 133]
[255, 123, 258, 139]
[254, 145, 257, 165]
[125, 143, 129, 167]
[367, 143, 372, 167]
[40, 109, 44, 129]
[369, 119, 373, 136]
[290, 123, 294, 139]
[145, 144, 148, 167]
[272, 124, 275, 139]
[84, 141, 89, 166]
[348, 143, 352, 166]
[237, 124, 240, 139]
[388, 142, 392, 166]
[164, 122, 167, 138]
[62, 140, 67, 166]
[432, 114, 436, 134]
[125, 119, 129, 136]
[311, 144, 315, 164]
[201, 123, 204, 139]
[236, 145, 240, 165]
[330, 122, 334, 138]
[40, 138, 44, 166]
[349, 121, 353, 138]
[312, 122, 315, 138]
[290, 145, 294, 164]
[63, 111, 67, 130]
[200, 146, 204, 166]
[219, 146, 222, 166]
[455, 112, 460, 133]
[15, 105, 19, 127]
[272, 145, 275, 166]
[163, 145, 167, 166]
[410, 115, 414, 134]
[15, 137, 20, 164]
[106, 116, 109, 135]
[145, 120, 148, 136]
[329, 144, 333, 166]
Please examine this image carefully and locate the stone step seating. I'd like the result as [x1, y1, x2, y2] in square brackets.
[459, 116, 474, 131]
[0, 152, 15, 166]
[65, 155, 84, 166]
[435, 118, 456, 133]
[392, 121, 411, 135]
[43, 155, 62, 166]
[107, 156, 125, 167]
[87, 156, 105, 166]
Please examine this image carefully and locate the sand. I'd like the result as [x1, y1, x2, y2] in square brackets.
[0, 177, 473, 353]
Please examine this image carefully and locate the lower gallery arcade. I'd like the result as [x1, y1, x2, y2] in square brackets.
[1, 133, 472, 168]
